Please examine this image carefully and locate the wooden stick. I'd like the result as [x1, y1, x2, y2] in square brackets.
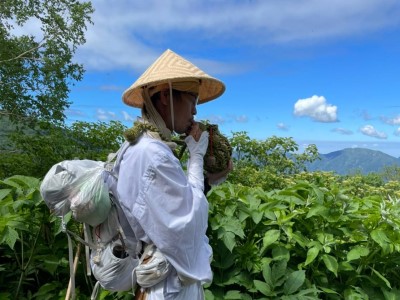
[65, 242, 82, 300]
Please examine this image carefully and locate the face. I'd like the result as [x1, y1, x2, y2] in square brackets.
[172, 92, 198, 134]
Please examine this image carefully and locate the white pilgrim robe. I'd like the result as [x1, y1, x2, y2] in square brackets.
[116, 135, 212, 299]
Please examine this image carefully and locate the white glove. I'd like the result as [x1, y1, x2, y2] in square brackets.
[185, 131, 209, 190]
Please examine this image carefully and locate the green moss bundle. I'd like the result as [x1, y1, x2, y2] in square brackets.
[199, 122, 232, 173]
[124, 121, 160, 144]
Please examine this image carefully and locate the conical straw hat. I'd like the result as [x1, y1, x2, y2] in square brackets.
[122, 49, 225, 108]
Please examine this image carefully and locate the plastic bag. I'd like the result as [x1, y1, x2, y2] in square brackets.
[40, 160, 111, 226]
[70, 166, 111, 226]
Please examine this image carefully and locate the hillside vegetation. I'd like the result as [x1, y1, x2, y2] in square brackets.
[1, 130, 400, 299]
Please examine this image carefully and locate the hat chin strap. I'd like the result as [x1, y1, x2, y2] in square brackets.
[142, 88, 171, 140]
[168, 80, 175, 133]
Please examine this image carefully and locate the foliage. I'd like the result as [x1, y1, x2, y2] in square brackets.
[0, 0, 94, 125]
[2, 170, 400, 299]
[0, 175, 93, 299]
[381, 165, 400, 182]
[228, 132, 319, 190]
[0, 120, 126, 178]
[205, 178, 400, 299]
[2, 132, 400, 299]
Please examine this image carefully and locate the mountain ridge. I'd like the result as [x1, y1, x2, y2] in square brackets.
[307, 147, 400, 175]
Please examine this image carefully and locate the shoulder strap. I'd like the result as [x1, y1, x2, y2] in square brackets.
[105, 141, 131, 176]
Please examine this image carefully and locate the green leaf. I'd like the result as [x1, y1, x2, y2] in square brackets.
[272, 246, 290, 262]
[254, 280, 273, 296]
[262, 229, 280, 250]
[7, 175, 40, 189]
[306, 205, 328, 218]
[214, 189, 226, 199]
[339, 261, 355, 271]
[221, 217, 245, 239]
[382, 288, 400, 300]
[224, 205, 236, 217]
[0, 179, 21, 190]
[371, 229, 391, 250]
[222, 231, 236, 252]
[32, 282, 61, 299]
[0, 189, 12, 201]
[204, 289, 214, 300]
[271, 259, 287, 287]
[291, 232, 309, 248]
[346, 246, 370, 261]
[322, 254, 338, 277]
[263, 210, 277, 221]
[2, 226, 19, 249]
[42, 256, 64, 275]
[319, 287, 340, 294]
[13, 199, 33, 211]
[224, 290, 242, 299]
[262, 262, 273, 289]
[304, 246, 320, 266]
[247, 195, 261, 208]
[371, 267, 392, 289]
[344, 287, 368, 299]
[251, 210, 264, 224]
[283, 270, 305, 295]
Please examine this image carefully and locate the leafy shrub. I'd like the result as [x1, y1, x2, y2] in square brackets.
[0, 175, 92, 299]
[205, 180, 400, 299]
[2, 166, 400, 299]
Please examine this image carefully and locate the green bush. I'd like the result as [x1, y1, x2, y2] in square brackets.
[0, 175, 92, 299]
[205, 179, 400, 299]
[2, 173, 400, 299]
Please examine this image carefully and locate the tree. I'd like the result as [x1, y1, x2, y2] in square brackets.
[0, 120, 127, 178]
[228, 132, 320, 190]
[381, 165, 400, 182]
[0, 0, 94, 125]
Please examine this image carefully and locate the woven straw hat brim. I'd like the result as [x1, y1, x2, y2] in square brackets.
[122, 49, 225, 108]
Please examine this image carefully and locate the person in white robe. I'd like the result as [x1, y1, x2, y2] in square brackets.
[117, 49, 231, 300]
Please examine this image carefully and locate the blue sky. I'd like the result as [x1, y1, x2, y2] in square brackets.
[61, 1, 400, 158]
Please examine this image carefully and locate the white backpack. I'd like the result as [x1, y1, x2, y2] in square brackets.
[40, 142, 171, 299]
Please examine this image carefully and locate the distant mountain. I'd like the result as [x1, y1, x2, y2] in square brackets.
[307, 148, 400, 175]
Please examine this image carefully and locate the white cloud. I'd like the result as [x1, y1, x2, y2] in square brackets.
[332, 127, 353, 135]
[360, 125, 387, 139]
[226, 114, 249, 123]
[202, 114, 226, 125]
[8, 1, 400, 72]
[79, 0, 400, 71]
[381, 115, 400, 125]
[234, 115, 249, 123]
[277, 122, 289, 131]
[122, 111, 135, 122]
[394, 127, 400, 136]
[294, 95, 338, 122]
[96, 109, 117, 121]
[65, 108, 86, 117]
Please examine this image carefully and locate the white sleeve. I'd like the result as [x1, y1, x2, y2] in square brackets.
[118, 141, 212, 283]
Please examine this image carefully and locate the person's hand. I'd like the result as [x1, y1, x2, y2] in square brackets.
[185, 122, 208, 157]
[185, 122, 209, 190]
[188, 122, 202, 142]
[206, 159, 233, 186]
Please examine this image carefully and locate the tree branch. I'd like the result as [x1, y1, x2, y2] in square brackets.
[0, 37, 47, 64]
